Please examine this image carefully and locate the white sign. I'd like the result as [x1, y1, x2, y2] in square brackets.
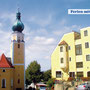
[68, 9, 90, 14]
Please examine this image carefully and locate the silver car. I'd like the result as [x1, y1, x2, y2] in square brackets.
[76, 83, 90, 90]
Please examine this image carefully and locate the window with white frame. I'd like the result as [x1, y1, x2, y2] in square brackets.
[2, 69, 6, 72]
[56, 71, 62, 78]
[87, 71, 90, 77]
[2, 79, 6, 88]
[69, 57, 71, 61]
[77, 72, 83, 77]
[85, 42, 89, 48]
[75, 44, 82, 55]
[69, 72, 75, 77]
[68, 46, 71, 50]
[84, 30, 88, 36]
[86, 55, 90, 61]
[76, 62, 83, 68]
[60, 58, 64, 63]
[11, 79, 13, 87]
[60, 46, 63, 52]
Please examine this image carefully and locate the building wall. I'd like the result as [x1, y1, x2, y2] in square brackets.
[51, 46, 63, 79]
[80, 27, 90, 77]
[13, 42, 24, 64]
[51, 27, 90, 80]
[51, 32, 77, 80]
[13, 65, 24, 90]
[0, 68, 14, 90]
[61, 32, 76, 73]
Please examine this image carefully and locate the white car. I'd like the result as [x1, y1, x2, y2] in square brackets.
[76, 82, 90, 90]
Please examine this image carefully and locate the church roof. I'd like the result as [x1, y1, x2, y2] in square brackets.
[0, 54, 13, 68]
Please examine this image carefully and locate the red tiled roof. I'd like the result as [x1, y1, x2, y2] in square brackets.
[0, 53, 13, 68]
[58, 40, 67, 46]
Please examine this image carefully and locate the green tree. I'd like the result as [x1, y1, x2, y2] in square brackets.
[25, 61, 41, 85]
[43, 70, 51, 82]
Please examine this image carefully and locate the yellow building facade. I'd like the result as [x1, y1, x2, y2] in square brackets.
[51, 27, 90, 81]
[0, 11, 25, 90]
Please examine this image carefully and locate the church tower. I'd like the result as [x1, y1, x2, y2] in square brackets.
[11, 10, 25, 90]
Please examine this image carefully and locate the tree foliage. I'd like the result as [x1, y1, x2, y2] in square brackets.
[25, 61, 41, 85]
[43, 70, 51, 82]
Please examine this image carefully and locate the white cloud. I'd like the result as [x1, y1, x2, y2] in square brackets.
[28, 14, 52, 27]
[59, 19, 67, 26]
[25, 35, 56, 70]
[45, 56, 50, 60]
[53, 25, 81, 36]
[0, 23, 3, 28]
[0, 29, 11, 57]
[0, 12, 15, 24]
[36, 28, 48, 35]
[34, 36, 55, 45]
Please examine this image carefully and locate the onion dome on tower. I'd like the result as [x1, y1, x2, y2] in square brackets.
[12, 10, 24, 32]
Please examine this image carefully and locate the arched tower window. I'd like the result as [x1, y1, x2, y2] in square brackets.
[18, 44, 20, 48]
[11, 79, 13, 87]
[18, 79, 20, 84]
[2, 79, 6, 88]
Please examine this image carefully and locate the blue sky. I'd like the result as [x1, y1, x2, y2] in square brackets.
[0, 0, 90, 71]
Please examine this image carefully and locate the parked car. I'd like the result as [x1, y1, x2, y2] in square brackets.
[36, 82, 47, 90]
[76, 82, 90, 90]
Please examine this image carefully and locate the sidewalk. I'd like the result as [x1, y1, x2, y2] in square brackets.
[68, 86, 75, 90]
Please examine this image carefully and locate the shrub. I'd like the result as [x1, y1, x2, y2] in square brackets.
[47, 78, 55, 88]
[81, 77, 90, 81]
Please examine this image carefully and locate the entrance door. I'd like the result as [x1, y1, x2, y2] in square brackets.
[16, 88, 22, 90]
